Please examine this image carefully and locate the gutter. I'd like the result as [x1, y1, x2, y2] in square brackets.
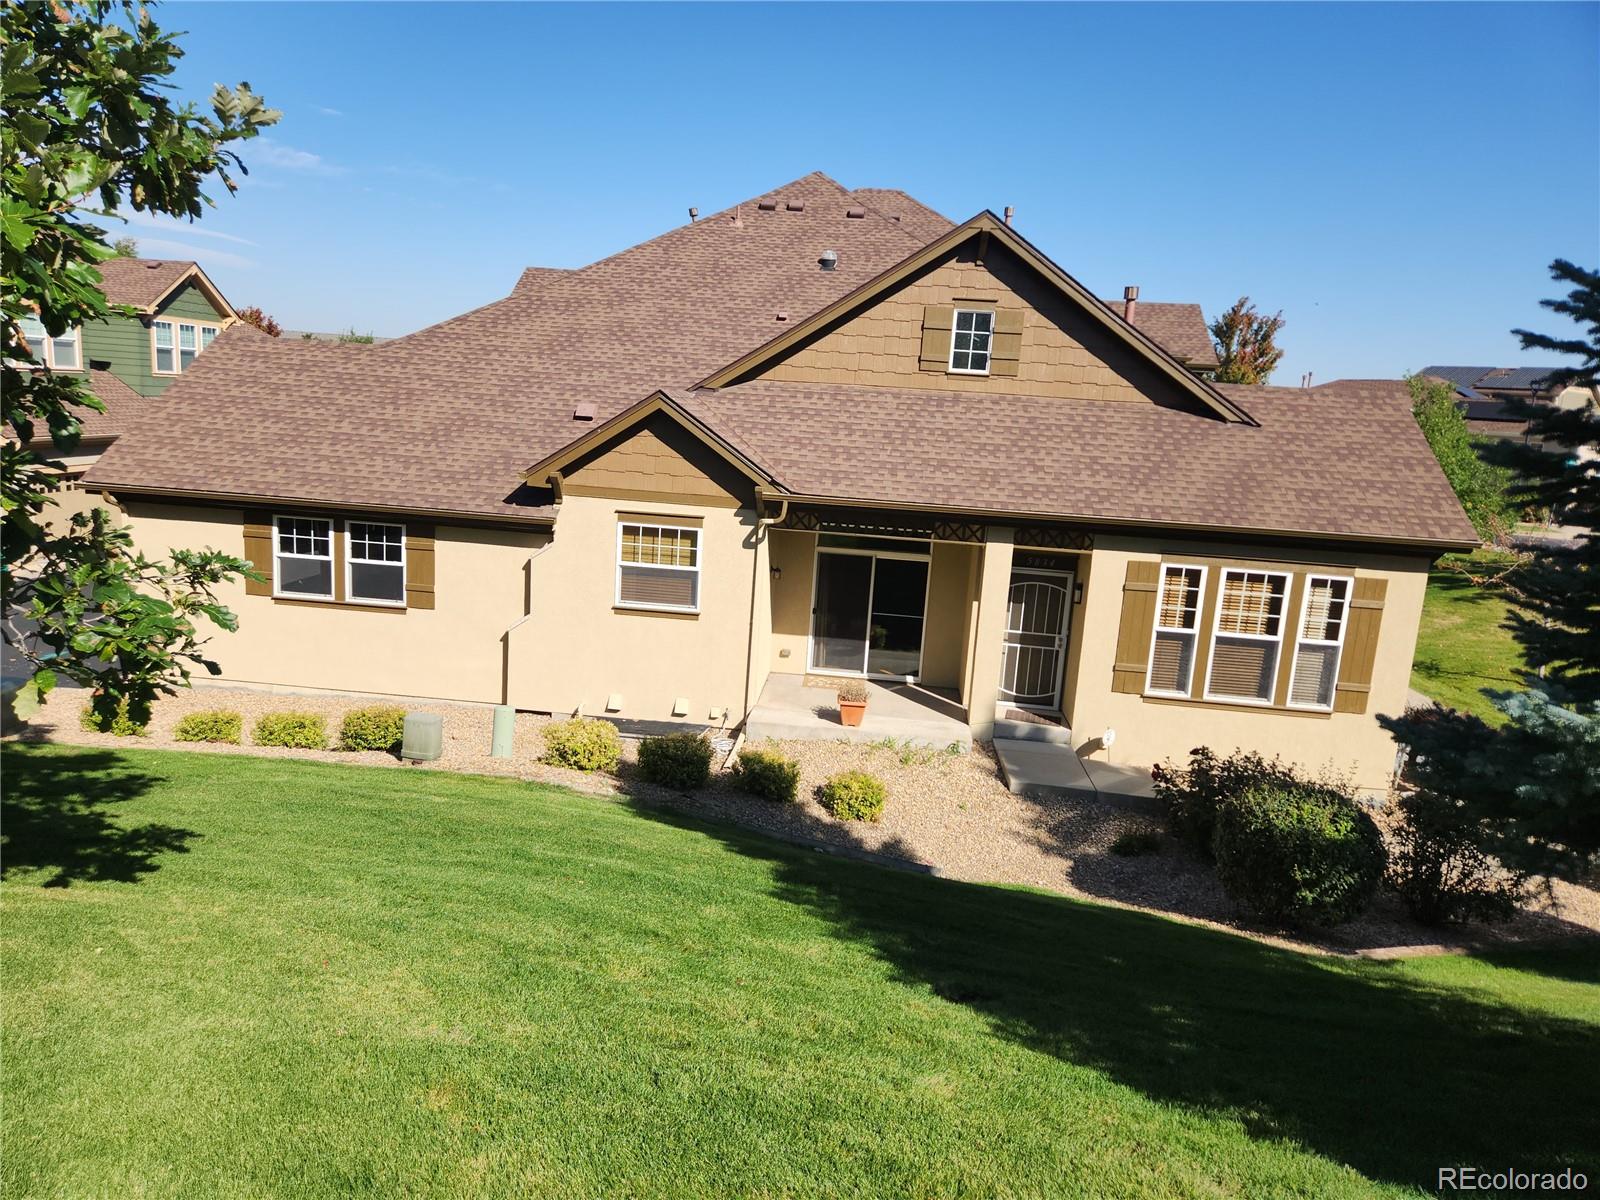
[740, 493, 791, 726]
[88, 481, 556, 529]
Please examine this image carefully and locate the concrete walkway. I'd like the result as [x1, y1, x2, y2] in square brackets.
[991, 717, 1156, 808]
[746, 674, 971, 751]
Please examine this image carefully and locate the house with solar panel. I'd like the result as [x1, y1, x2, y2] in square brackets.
[1421, 364, 1599, 448]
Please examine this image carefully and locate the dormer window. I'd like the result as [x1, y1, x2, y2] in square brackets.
[948, 309, 993, 374]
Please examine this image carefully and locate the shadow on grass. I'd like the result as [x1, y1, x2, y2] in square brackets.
[1476, 937, 1600, 984]
[1, 746, 196, 887]
[621, 794, 1600, 1193]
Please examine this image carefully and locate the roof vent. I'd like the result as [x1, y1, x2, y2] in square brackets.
[775, 310, 789, 322]
[145, 261, 162, 269]
[1122, 285, 1139, 323]
[757, 199, 778, 211]
[785, 200, 805, 213]
[846, 206, 866, 219]
[572, 401, 595, 422]
[687, 207, 698, 222]
[818, 250, 838, 272]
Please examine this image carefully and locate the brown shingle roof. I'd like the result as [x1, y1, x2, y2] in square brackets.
[680, 379, 1475, 547]
[850, 188, 954, 244]
[1099, 299, 1218, 367]
[95, 258, 196, 310]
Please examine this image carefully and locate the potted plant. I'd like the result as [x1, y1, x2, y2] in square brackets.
[837, 678, 870, 727]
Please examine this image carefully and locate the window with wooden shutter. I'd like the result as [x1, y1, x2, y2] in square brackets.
[1111, 560, 1161, 693]
[404, 524, 435, 609]
[989, 309, 1024, 376]
[1145, 564, 1206, 696]
[1287, 575, 1352, 710]
[918, 305, 955, 373]
[1204, 569, 1289, 704]
[617, 522, 700, 612]
[1332, 577, 1386, 713]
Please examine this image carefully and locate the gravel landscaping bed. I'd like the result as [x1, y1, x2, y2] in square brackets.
[11, 685, 1599, 956]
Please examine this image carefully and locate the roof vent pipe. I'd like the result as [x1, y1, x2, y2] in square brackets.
[1122, 285, 1139, 322]
[1003, 206, 1014, 226]
[688, 207, 698, 222]
[818, 249, 838, 272]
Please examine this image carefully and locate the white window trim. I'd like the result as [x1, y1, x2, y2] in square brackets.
[272, 514, 335, 601]
[151, 317, 223, 376]
[615, 521, 701, 613]
[15, 316, 83, 371]
[1285, 573, 1355, 712]
[1202, 568, 1292, 707]
[345, 521, 407, 608]
[947, 308, 994, 375]
[1143, 563, 1208, 698]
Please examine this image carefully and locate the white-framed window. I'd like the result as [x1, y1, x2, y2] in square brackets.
[1286, 574, 1353, 710]
[1145, 563, 1207, 697]
[274, 516, 334, 599]
[948, 308, 994, 374]
[1204, 568, 1290, 705]
[16, 314, 82, 371]
[347, 521, 406, 606]
[616, 522, 700, 612]
[152, 319, 221, 374]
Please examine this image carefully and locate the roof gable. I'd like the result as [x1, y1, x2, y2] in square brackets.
[697, 212, 1252, 424]
[96, 258, 235, 319]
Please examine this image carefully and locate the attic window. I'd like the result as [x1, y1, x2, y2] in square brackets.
[948, 309, 993, 374]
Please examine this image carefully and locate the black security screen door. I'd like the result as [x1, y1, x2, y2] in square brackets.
[812, 552, 872, 673]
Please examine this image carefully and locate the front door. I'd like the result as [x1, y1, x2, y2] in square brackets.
[999, 571, 1072, 709]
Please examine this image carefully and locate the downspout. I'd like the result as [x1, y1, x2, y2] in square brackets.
[500, 471, 563, 706]
[741, 491, 790, 727]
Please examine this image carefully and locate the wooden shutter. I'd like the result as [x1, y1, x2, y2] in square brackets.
[405, 524, 436, 610]
[242, 509, 273, 596]
[990, 309, 1025, 377]
[918, 305, 954, 372]
[1111, 560, 1161, 693]
[1332, 577, 1386, 714]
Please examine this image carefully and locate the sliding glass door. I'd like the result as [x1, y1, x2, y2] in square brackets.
[810, 546, 929, 679]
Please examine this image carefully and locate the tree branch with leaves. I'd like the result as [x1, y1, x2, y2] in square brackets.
[1208, 296, 1285, 385]
[2, 0, 279, 723]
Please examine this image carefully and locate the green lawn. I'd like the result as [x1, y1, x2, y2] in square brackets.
[1410, 555, 1529, 724]
[4, 746, 1597, 1199]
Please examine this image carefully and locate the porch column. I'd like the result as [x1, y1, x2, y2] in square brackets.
[964, 526, 1014, 741]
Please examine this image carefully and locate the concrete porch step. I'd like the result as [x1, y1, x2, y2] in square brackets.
[992, 717, 1073, 745]
[993, 737, 1157, 806]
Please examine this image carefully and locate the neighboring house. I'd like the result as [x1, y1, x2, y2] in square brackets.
[16, 257, 237, 474]
[1419, 364, 1598, 445]
[83, 172, 1475, 793]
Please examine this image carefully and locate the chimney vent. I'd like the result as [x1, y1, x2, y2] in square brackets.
[818, 249, 838, 272]
[688, 207, 698, 222]
[1003, 206, 1014, 226]
[1122, 285, 1139, 322]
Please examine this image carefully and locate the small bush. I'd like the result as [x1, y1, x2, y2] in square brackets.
[1212, 782, 1387, 927]
[338, 705, 407, 753]
[1110, 829, 1162, 857]
[79, 695, 147, 737]
[822, 770, 887, 822]
[1388, 789, 1524, 925]
[836, 678, 870, 704]
[732, 748, 800, 803]
[1153, 747, 1301, 857]
[253, 711, 328, 750]
[637, 731, 714, 790]
[173, 710, 242, 744]
[543, 717, 622, 773]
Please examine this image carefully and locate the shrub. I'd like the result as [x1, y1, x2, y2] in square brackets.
[1153, 747, 1301, 857]
[173, 710, 243, 744]
[79, 695, 146, 737]
[637, 731, 714, 790]
[543, 717, 622, 772]
[836, 678, 870, 704]
[252, 711, 328, 750]
[338, 705, 407, 753]
[732, 748, 800, 803]
[1388, 789, 1525, 925]
[822, 770, 887, 822]
[1211, 781, 1386, 927]
[1110, 829, 1161, 857]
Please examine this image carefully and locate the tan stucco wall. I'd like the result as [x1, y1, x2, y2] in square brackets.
[759, 244, 1181, 406]
[121, 500, 541, 704]
[505, 492, 764, 724]
[768, 528, 816, 673]
[1064, 535, 1431, 794]
[922, 541, 976, 689]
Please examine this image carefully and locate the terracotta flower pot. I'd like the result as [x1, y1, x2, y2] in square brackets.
[839, 699, 867, 727]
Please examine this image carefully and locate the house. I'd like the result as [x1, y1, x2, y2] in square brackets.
[1419, 364, 1599, 447]
[17, 257, 236, 474]
[81, 173, 1475, 793]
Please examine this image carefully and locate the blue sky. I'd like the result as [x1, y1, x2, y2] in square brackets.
[125, 1, 1599, 384]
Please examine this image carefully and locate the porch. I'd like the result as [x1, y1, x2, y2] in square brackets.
[746, 674, 972, 751]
